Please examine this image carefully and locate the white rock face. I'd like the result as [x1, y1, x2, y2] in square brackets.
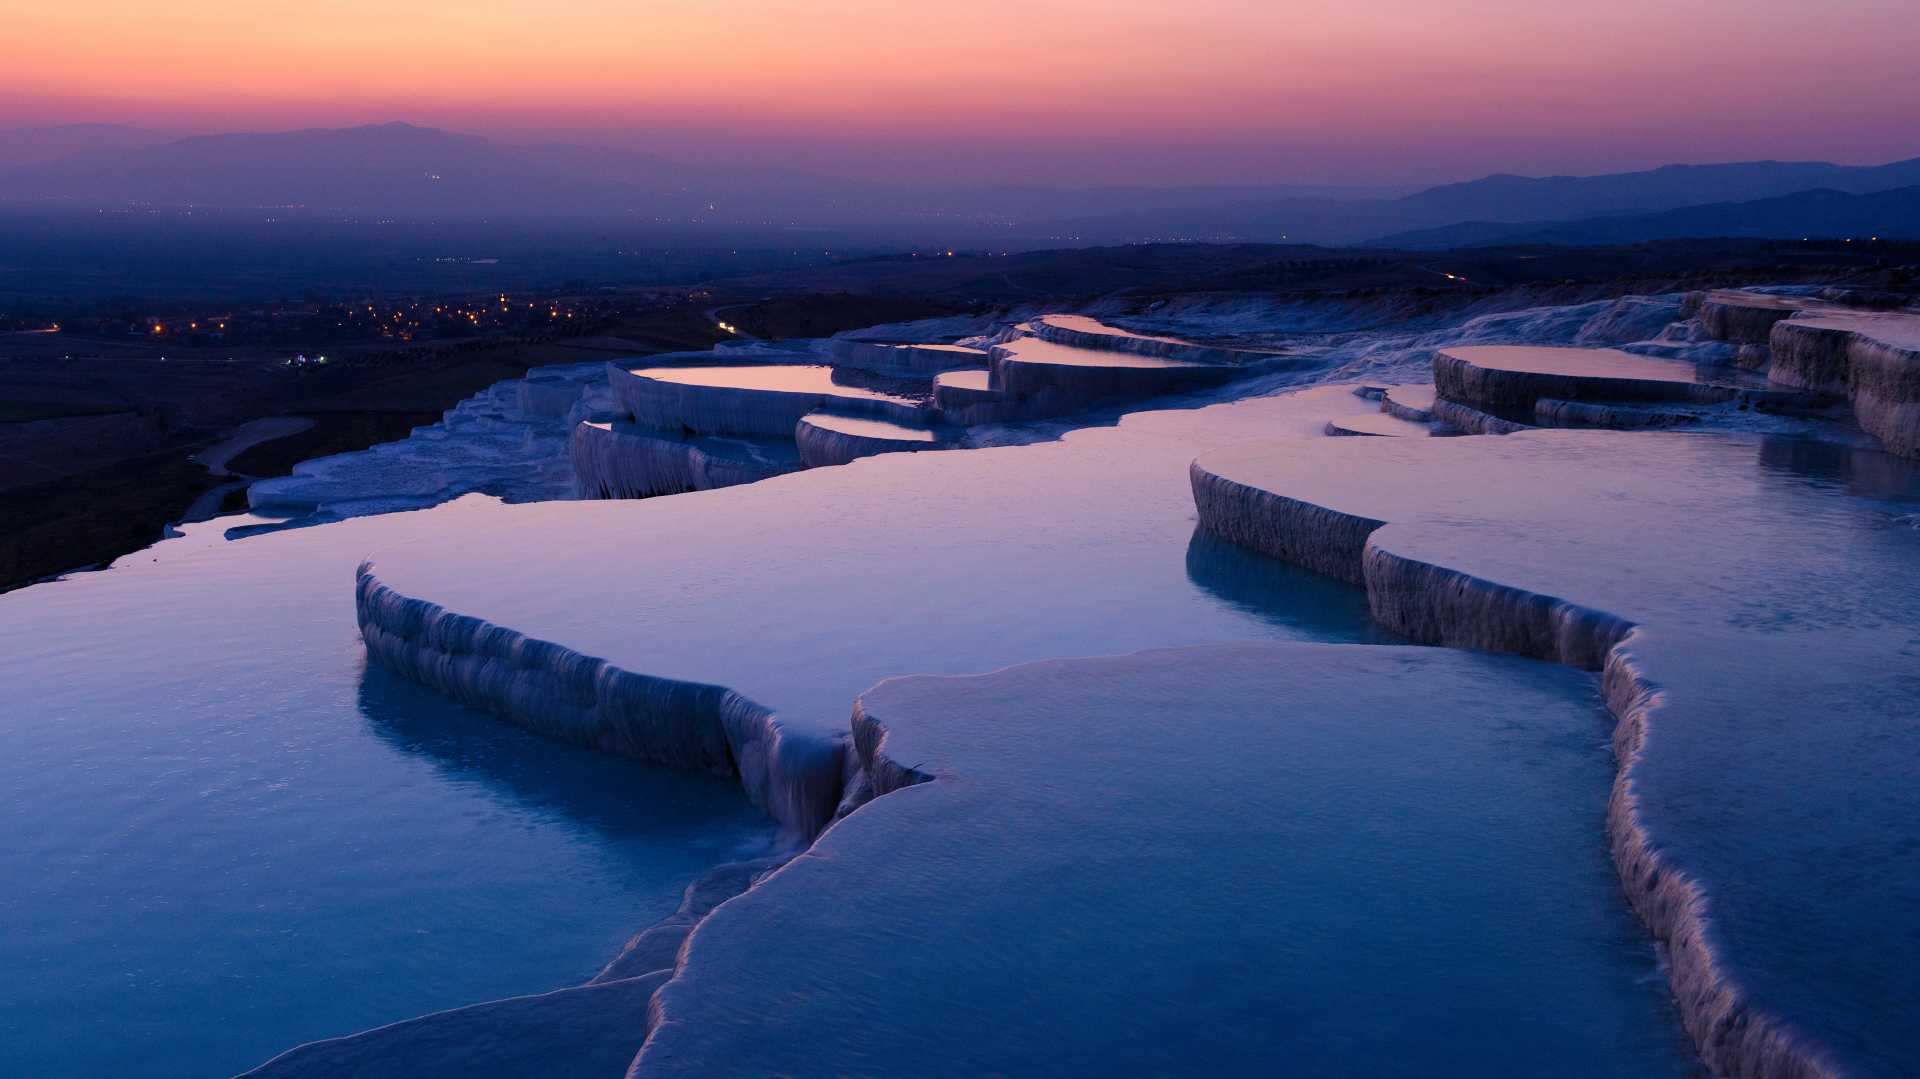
[635, 642, 1693, 1077]
[1031, 312, 1294, 365]
[1770, 312, 1920, 458]
[1695, 289, 1837, 345]
[984, 337, 1256, 416]
[1380, 384, 1437, 422]
[355, 561, 847, 838]
[1192, 429, 1920, 1078]
[607, 362, 930, 440]
[1532, 398, 1701, 428]
[358, 386, 1375, 840]
[248, 363, 603, 520]
[517, 372, 591, 418]
[826, 339, 987, 376]
[570, 420, 799, 499]
[793, 412, 949, 468]
[1323, 411, 1433, 437]
[1434, 345, 1764, 411]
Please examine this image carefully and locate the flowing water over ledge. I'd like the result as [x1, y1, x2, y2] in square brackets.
[0, 518, 775, 1078]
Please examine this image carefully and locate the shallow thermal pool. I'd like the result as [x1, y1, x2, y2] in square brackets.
[995, 336, 1225, 369]
[800, 413, 942, 441]
[1443, 344, 1773, 388]
[625, 363, 924, 403]
[0, 515, 775, 1078]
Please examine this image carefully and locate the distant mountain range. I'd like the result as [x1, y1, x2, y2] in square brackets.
[1024, 158, 1920, 246]
[2, 122, 1917, 248]
[1370, 185, 1920, 248]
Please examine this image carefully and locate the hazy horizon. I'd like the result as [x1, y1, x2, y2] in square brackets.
[8, 0, 1919, 188]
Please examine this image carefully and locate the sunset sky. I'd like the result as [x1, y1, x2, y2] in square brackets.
[6, 0, 1917, 185]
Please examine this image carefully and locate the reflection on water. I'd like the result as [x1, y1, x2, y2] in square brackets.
[1755, 435, 1920, 501]
[997, 336, 1220, 368]
[802, 413, 941, 441]
[358, 664, 761, 844]
[0, 520, 772, 1078]
[631, 364, 924, 403]
[1183, 529, 1397, 642]
[1445, 344, 1774, 388]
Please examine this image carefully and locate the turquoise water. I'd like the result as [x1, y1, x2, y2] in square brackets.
[0, 517, 774, 1077]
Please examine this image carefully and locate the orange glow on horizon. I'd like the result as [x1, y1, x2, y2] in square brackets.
[5, 0, 1917, 182]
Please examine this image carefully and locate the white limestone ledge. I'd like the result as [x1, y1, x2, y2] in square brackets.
[608, 362, 929, 441]
[827, 339, 988, 377]
[354, 561, 852, 840]
[1031, 313, 1296, 366]
[570, 420, 800, 500]
[987, 338, 1244, 409]
[793, 412, 951, 468]
[1770, 313, 1920, 458]
[634, 642, 1698, 1076]
[1434, 345, 1805, 413]
[1188, 431, 1920, 1078]
[1694, 290, 1836, 346]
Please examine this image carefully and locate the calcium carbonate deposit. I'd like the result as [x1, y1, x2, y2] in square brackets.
[8, 285, 1916, 1077]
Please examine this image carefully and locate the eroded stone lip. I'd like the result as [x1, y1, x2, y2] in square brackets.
[1439, 344, 1776, 394]
[582, 311, 1312, 491]
[1191, 428, 1920, 1078]
[1034, 312, 1295, 362]
[1768, 310, 1920, 457]
[311, 287, 1919, 1075]
[360, 382, 1378, 841]
[622, 363, 928, 405]
[635, 642, 1695, 1076]
[1324, 410, 1434, 437]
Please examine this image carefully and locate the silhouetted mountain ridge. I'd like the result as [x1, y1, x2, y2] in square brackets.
[2, 121, 1916, 246]
[1368, 185, 1920, 248]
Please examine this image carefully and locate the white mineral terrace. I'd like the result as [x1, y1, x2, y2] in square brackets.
[1429, 344, 1823, 438]
[1769, 310, 1920, 458]
[620, 363, 925, 403]
[293, 291, 1920, 1075]
[1381, 383, 1438, 421]
[992, 335, 1232, 370]
[1192, 429, 1920, 1077]
[638, 643, 1692, 1076]
[1786, 309, 1920, 350]
[793, 412, 951, 468]
[1324, 410, 1434, 437]
[931, 368, 991, 392]
[577, 313, 1315, 495]
[796, 413, 941, 443]
[1032, 313, 1294, 364]
[344, 383, 1710, 1076]
[827, 339, 989, 376]
[358, 386, 1380, 837]
[1701, 289, 1831, 313]
[570, 420, 800, 499]
[1441, 344, 1771, 388]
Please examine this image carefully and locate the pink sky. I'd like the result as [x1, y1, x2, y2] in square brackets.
[6, 0, 1916, 185]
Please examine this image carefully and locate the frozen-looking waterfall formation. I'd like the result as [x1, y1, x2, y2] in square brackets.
[242, 362, 610, 526]
[250, 289, 1918, 1075]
